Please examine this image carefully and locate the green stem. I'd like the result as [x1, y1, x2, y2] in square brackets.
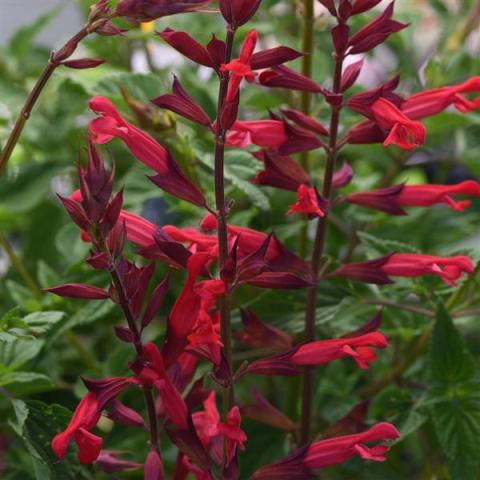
[300, 50, 344, 445]
[0, 232, 42, 299]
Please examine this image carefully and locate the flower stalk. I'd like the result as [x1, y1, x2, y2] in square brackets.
[300, 48, 345, 444]
[214, 26, 237, 420]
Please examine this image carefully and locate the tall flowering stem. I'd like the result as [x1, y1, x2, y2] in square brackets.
[300, 36, 345, 444]
[93, 238, 161, 454]
[214, 27, 237, 420]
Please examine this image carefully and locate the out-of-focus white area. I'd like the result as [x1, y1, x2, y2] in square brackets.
[0, 0, 83, 47]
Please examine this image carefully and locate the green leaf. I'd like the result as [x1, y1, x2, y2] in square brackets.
[357, 231, 421, 257]
[48, 300, 114, 345]
[0, 339, 44, 373]
[432, 389, 480, 480]
[22, 311, 65, 335]
[37, 261, 61, 289]
[430, 304, 475, 384]
[8, 11, 56, 60]
[0, 161, 63, 213]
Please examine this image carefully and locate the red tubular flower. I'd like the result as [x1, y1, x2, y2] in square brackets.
[334, 253, 474, 286]
[193, 391, 246, 467]
[157, 29, 219, 69]
[290, 332, 388, 370]
[163, 253, 211, 367]
[144, 449, 164, 480]
[280, 108, 329, 136]
[140, 343, 189, 430]
[348, 2, 407, 55]
[248, 331, 387, 375]
[304, 422, 400, 468]
[259, 65, 325, 93]
[52, 392, 102, 464]
[225, 120, 287, 148]
[251, 423, 399, 479]
[402, 76, 480, 119]
[252, 149, 311, 192]
[89, 96, 205, 206]
[288, 185, 328, 219]
[152, 76, 211, 127]
[221, 30, 258, 102]
[96, 450, 142, 474]
[44, 283, 110, 300]
[219, 0, 261, 27]
[351, 0, 383, 15]
[371, 97, 426, 150]
[116, 0, 212, 21]
[332, 162, 353, 188]
[346, 180, 480, 214]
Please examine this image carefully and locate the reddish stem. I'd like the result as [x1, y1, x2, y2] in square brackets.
[300, 49, 345, 444]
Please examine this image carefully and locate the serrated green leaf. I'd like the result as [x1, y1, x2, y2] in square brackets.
[432, 391, 480, 480]
[22, 311, 65, 335]
[357, 231, 420, 257]
[430, 304, 475, 384]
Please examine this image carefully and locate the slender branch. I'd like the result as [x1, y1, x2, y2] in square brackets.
[300, 50, 345, 445]
[96, 238, 160, 452]
[0, 232, 43, 299]
[361, 299, 435, 317]
[0, 24, 92, 176]
[213, 25, 236, 423]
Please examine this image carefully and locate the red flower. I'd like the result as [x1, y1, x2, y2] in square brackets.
[163, 253, 211, 367]
[290, 332, 388, 370]
[221, 30, 258, 102]
[152, 76, 211, 127]
[193, 391, 246, 466]
[89, 96, 205, 206]
[187, 280, 226, 365]
[251, 422, 400, 479]
[304, 422, 400, 468]
[259, 65, 325, 93]
[248, 331, 387, 375]
[252, 149, 311, 192]
[334, 253, 474, 286]
[371, 97, 426, 150]
[288, 184, 328, 219]
[397, 181, 480, 211]
[116, 0, 212, 22]
[346, 180, 480, 214]
[225, 120, 287, 148]
[52, 392, 102, 464]
[403, 76, 480, 119]
[348, 2, 407, 55]
[139, 343, 189, 429]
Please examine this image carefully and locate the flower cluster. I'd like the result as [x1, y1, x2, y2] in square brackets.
[44, 0, 479, 478]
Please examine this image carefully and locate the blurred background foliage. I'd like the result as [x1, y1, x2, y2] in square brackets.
[1, 0, 480, 478]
